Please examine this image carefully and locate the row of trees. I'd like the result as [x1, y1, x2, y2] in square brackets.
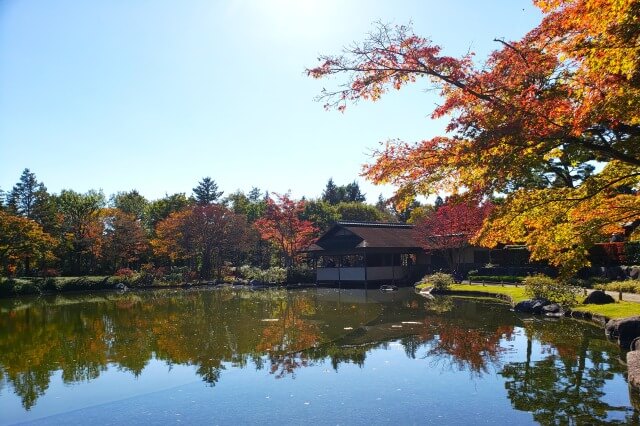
[0, 170, 429, 279]
[308, 0, 640, 276]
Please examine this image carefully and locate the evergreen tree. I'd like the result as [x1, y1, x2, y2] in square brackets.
[6, 169, 58, 233]
[322, 178, 341, 205]
[344, 181, 366, 203]
[248, 187, 262, 202]
[434, 195, 444, 210]
[8, 169, 42, 219]
[193, 177, 223, 205]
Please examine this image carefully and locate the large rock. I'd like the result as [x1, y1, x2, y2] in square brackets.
[628, 351, 640, 389]
[606, 316, 640, 349]
[542, 303, 564, 317]
[514, 298, 551, 314]
[583, 290, 615, 305]
[630, 267, 640, 280]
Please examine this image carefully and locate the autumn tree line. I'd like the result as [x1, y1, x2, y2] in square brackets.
[0, 169, 432, 281]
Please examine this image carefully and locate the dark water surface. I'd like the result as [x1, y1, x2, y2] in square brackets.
[0, 287, 637, 425]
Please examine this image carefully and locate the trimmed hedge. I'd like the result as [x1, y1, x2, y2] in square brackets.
[594, 281, 640, 294]
[468, 275, 524, 283]
[1, 274, 178, 297]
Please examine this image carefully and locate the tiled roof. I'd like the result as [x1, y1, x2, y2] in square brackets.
[309, 221, 420, 251]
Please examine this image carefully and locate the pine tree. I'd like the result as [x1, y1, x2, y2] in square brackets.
[193, 177, 223, 205]
[322, 178, 340, 205]
[434, 196, 444, 210]
[248, 187, 262, 202]
[8, 169, 42, 219]
[344, 181, 366, 202]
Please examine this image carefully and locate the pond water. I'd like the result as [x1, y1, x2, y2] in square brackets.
[0, 287, 637, 425]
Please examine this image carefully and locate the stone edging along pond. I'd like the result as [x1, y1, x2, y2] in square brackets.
[425, 288, 640, 398]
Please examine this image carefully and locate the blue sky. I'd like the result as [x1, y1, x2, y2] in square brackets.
[0, 0, 542, 203]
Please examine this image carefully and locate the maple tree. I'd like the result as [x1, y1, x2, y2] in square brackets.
[308, 1, 640, 275]
[254, 193, 317, 268]
[414, 198, 492, 274]
[0, 211, 56, 276]
[101, 209, 149, 271]
[152, 204, 251, 280]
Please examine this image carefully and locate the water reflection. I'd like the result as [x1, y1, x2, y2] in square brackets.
[0, 288, 635, 424]
[501, 320, 635, 424]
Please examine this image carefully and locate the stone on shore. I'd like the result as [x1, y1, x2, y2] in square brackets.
[628, 351, 640, 389]
[606, 316, 640, 348]
[514, 298, 551, 314]
[583, 290, 615, 305]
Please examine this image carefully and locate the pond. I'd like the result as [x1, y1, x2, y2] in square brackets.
[0, 287, 637, 425]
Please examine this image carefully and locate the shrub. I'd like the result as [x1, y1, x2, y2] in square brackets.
[237, 265, 288, 284]
[0, 278, 41, 297]
[41, 268, 60, 277]
[115, 268, 135, 278]
[420, 272, 454, 292]
[523, 274, 579, 307]
[287, 264, 314, 283]
[264, 267, 287, 283]
[238, 265, 260, 281]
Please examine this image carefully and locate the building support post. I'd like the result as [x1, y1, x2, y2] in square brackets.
[392, 253, 396, 285]
[364, 250, 368, 291]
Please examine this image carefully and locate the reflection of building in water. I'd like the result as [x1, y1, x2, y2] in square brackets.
[313, 287, 414, 304]
[306, 221, 486, 287]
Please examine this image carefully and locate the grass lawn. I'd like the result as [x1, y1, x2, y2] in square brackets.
[571, 302, 640, 319]
[422, 283, 640, 320]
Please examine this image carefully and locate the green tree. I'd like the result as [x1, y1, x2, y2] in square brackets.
[6, 169, 56, 233]
[193, 177, 223, 205]
[322, 179, 366, 204]
[248, 187, 262, 202]
[226, 190, 265, 223]
[110, 190, 148, 221]
[7, 169, 42, 219]
[301, 200, 340, 233]
[336, 202, 390, 222]
[144, 193, 191, 232]
[321, 178, 341, 205]
[5, 170, 58, 273]
[55, 190, 106, 275]
[344, 181, 366, 202]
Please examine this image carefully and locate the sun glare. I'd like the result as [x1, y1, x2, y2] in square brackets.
[232, 0, 336, 40]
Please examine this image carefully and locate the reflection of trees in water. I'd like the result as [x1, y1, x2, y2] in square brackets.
[500, 319, 635, 424]
[421, 319, 514, 375]
[0, 289, 374, 408]
[0, 291, 632, 422]
[257, 293, 321, 379]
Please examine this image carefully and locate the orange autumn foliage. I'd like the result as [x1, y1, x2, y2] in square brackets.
[309, 1, 640, 274]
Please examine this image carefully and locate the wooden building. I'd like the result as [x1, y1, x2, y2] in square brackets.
[306, 222, 424, 287]
[306, 221, 489, 287]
